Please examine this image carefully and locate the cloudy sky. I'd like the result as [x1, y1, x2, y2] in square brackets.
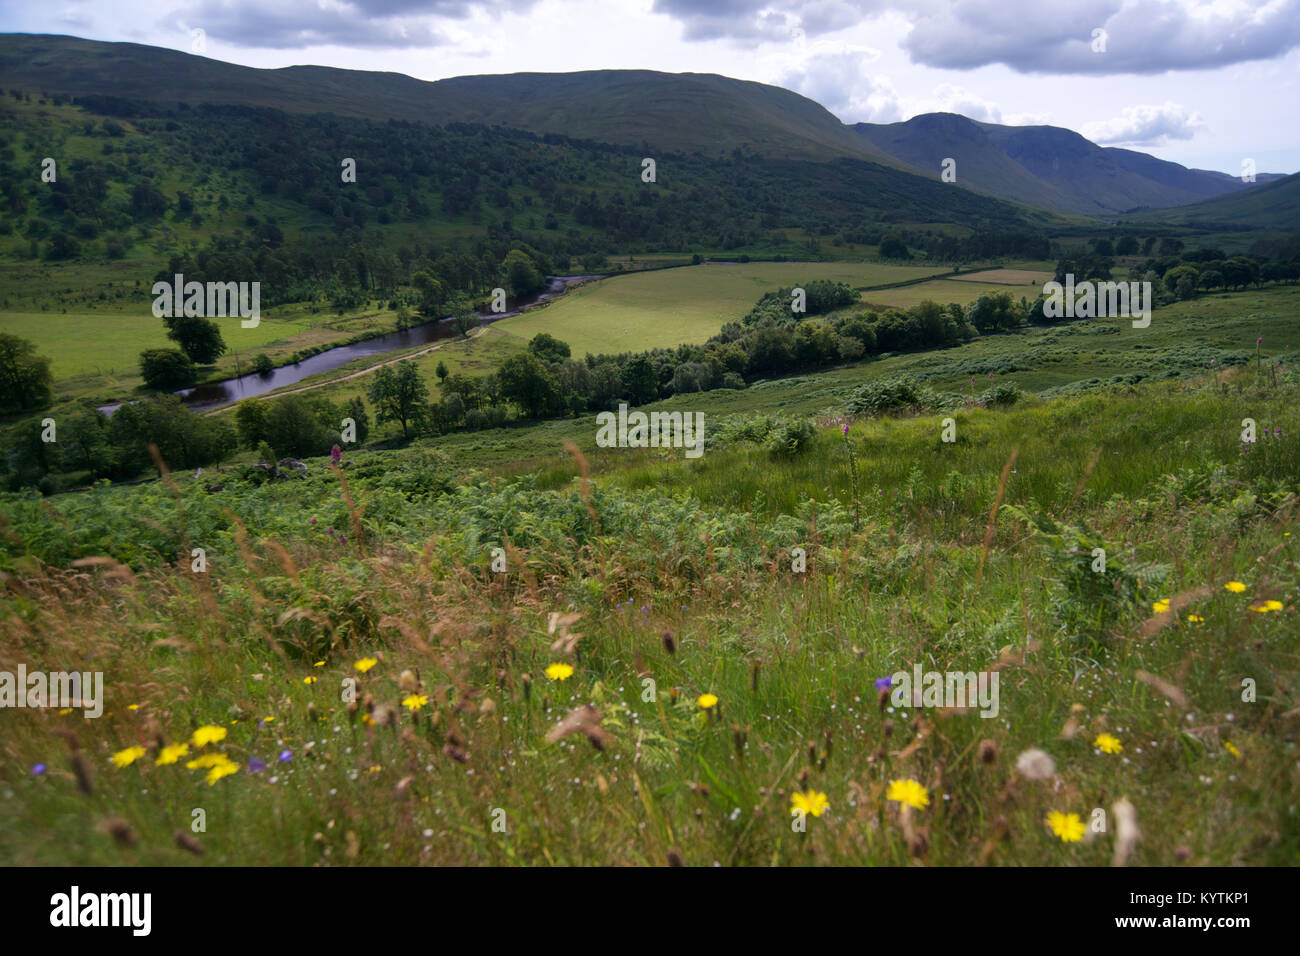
[2, 0, 1296, 173]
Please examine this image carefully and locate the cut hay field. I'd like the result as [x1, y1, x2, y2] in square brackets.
[862, 279, 1031, 309]
[949, 268, 1055, 285]
[493, 261, 946, 355]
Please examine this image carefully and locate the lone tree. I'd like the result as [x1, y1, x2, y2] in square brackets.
[0, 333, 54, 413]
[448, 294, 478, 339]
[367, 360, 428, 439]
[164, 313, 227, 364]
[139, 348, 197, 390]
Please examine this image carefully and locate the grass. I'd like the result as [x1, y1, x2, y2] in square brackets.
[862, 279, 1039, 309]
[2, 367, 1297, 865]
[493, 261, 947, 355]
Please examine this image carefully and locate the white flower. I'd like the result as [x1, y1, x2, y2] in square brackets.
[1014, 748, 1056, 781]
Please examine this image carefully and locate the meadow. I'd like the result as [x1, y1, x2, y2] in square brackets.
[1, 285, 1297, 865]
[492, 261, 948, 355]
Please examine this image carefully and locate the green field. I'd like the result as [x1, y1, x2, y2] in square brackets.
[862, 276, 1047, 310]
[493, 261, 947, 355]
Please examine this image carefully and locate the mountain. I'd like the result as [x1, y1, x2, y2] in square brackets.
[0, 33, 897, 164]
[1121, 171, 1300, 229]
[853, 113, 1286, 216]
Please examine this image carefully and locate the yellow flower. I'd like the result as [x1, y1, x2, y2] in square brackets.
[186, 753, 231, 770]
[58, 708, 72, 715]
[1152, 599, 1170, 613]
[111, 745, 146, 768]
[1225, 581, 1247, 593]
[1046, 811, 1086, 843]
[696, 693, 718, 709]
[886, 778, 930, 810]
[790, 789, 830, 818]
[1250, 600, 1284, 613]
[354, 657, 378, 673]
[205, 759, 239, 785]
[155, 742, 189, 766]
[1224, 741, 1242, 759]
[1187, 614, 1204, 623]
[402, 694, 429, 711]
[544, 662, 574, 681]
[191, 725, 227, 747]
[1094, 732, 1123, 754]
[303, 676, 317, 684]
[127, 704, 140, 711]
[313, 660, 325, 667]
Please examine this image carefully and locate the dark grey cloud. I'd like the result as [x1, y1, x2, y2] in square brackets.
[653, 0, 1300, 74]
[162, 0, 541, 49]
[901, 0, 1300, 74]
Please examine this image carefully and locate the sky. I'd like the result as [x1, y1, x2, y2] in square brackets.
[1, 0, 1297, 174]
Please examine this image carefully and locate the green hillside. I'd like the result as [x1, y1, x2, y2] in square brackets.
[0, 34, 896, 164]
[1123, 173, 1300, 229]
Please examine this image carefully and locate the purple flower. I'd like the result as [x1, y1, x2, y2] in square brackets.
[310, 518, 317, 525]
[278, 750, 292, 763]
[842, 423, 850, 436]
[875, 676, 892, 692]
[1257, 337, 1263, 345]
[331, 444, 342, 464]
[248, 757, 267, 773]
[31, 763, 46, 776]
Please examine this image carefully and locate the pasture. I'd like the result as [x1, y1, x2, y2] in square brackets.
[492, 261, 946, 355]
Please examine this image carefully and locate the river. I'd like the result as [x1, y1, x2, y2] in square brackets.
[97, 275, 600, 416]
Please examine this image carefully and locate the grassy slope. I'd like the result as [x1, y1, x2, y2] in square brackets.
[1, 367, 1296, 865]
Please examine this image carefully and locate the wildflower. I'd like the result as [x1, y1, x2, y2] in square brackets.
[1015, 748, 1056, 781]
[1094, 732, 1123, 754]
[402, 694, 429, 711]
[303, 676, 317, 684]
[1045, 811, 1086, 843]
[155, 742, 189, 766]
[127, 704, 140, 711]
[544, 663, 574, 681]
[206, 759, 239, 785]
[111, 746, 146, 768]
[331, 444, 342, 465]
[790, 790, 830, 818]
[842, 424, 850, 437]
[191, 725, 227, 748]
[1225, 581, 1247, 593]
[186, 753, 230, 770]
[874, 676, 892, 692]
[354, 657, 378, 673]
[886, 778, 930, 810]
[32, 763, 46, 776]
[1224, 741, 1242, 759]
[1187, 614, 1204, 623]
[697, 693, 718, 710]
[278, 750, 293, 763]
[310, 518, 317, 525]
[1152, 599, 1170, 614]
[248, 757, 267, 773]
[313, 661, 325, 668]
[1250, 600, 1284, 613]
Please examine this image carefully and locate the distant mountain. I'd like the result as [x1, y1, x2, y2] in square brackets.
[1122, 171, 1300, 229]
[853, 113, 1286, 216]
[0, 33, 896, 165]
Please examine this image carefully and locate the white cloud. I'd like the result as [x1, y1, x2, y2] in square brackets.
[906, 83, 1003, 122]
[780, 49, 902, 121]
[1082, 102, 1205, 144]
